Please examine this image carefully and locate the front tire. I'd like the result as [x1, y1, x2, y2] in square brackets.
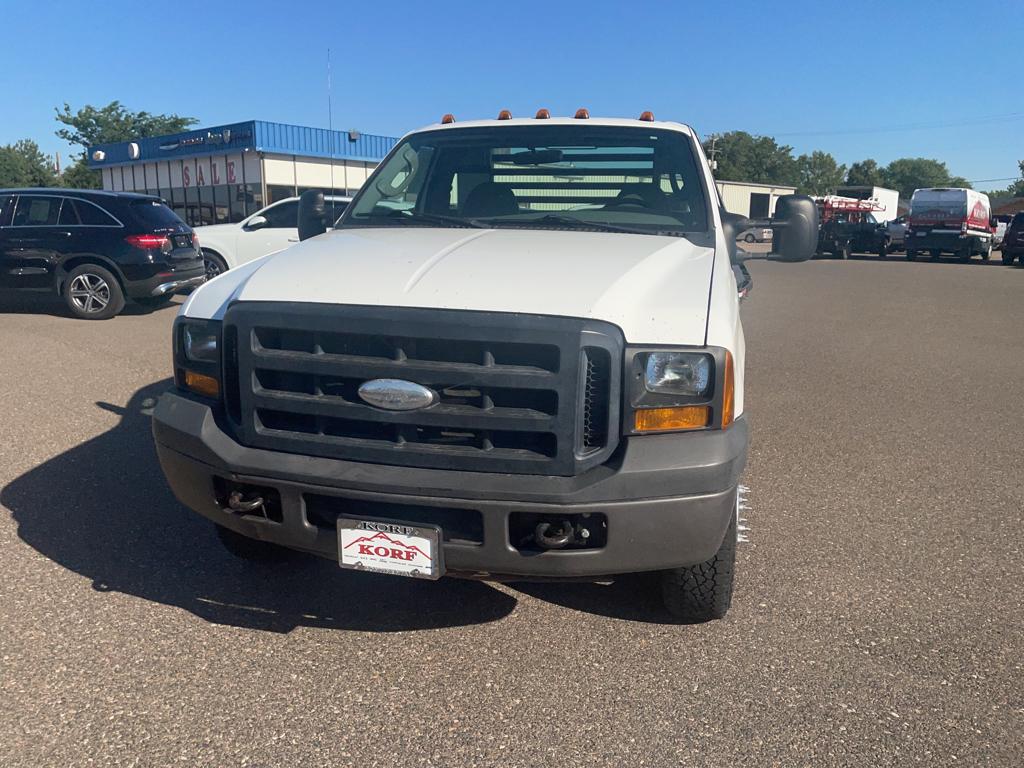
[63, 264, 125, 320]
[906, 249, 917, 261]
[981, 243, 992, 261]
[743, 233, 755, 243]
[215, 523, 294, 562]
[661, 512, 736, 622]
[958, 246, 971, 263]
[202, 249, 229, 281]
[1002, 250, 1017, 265]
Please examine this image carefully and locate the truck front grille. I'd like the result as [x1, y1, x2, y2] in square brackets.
[222, 303, 622, 476]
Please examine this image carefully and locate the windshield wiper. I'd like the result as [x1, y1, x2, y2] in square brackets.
[478, 213, 683, 236]
[353, 211, 486, 229]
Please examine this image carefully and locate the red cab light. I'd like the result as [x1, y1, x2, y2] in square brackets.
[441, 113, 456, 124]
[535, 108, 551, 119]
[125, 234, 170, 251]
[574, 108, 590, 119]
[497, 109, 512, 120]
[639, 110, 655, 121]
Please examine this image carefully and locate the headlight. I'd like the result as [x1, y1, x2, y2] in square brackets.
[627, 347, 733, 434]
[644, 351, 712, 396]
[176, 319, 222, 399]
[183, 325, 219, 362]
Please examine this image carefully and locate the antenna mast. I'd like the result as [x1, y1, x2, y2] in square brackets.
[327, 48, 336, 197]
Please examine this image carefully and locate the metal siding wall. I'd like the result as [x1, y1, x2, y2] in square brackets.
[254, 121, 397, 162]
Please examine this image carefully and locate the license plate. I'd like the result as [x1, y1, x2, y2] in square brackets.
[917, 231, 926, 236]
[337, 519, 442, 580]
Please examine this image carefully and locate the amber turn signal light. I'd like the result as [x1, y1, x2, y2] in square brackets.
[184, 370, 220, 399]
[634, 406, 711, 433]
[574, 108, 590, 119]
[535, 108, 551, 119]
[497, 109, 512, 120]
[639, 110, 655, 121]
[440, 113, 456, 124]
[721, 351, 735, 428]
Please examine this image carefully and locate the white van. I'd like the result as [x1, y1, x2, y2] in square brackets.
[152, 112, 818, 621]
[906, 188, 993, 261]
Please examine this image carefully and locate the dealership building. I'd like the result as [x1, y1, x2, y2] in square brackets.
[87, 120, 398, 227]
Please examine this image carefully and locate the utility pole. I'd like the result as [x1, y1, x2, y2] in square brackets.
[706, 134, 719, 172]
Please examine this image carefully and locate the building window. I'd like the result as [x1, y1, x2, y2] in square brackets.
[267, 184, 295, 204]
[213, 185, 230, 224]
[229, 185, 247, 223]
[184, 186, 200, 227]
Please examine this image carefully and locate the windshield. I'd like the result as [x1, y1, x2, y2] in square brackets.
[341, 125, 709, 236]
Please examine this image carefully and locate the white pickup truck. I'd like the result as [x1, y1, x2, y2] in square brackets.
[153, 112, 817, 621]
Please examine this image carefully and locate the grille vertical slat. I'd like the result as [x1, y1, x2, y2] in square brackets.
[223, 304, 622, 476]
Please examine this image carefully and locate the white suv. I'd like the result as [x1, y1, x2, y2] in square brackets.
[194, 195, 350, 277]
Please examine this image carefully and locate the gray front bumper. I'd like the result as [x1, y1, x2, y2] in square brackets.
[152, 392, 748, 577]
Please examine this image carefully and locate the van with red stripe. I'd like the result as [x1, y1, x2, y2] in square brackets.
[905, 188, 994, 262]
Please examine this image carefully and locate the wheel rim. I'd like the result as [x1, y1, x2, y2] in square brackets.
[204, 255, 223, 280]
[68, 273, 110, 314]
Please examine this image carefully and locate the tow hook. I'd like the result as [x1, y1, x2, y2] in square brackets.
[534, 519, 589, 550]
[226, 490, 265, 515]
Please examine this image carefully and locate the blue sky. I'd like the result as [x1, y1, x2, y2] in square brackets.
[2, 0, 1021, 190]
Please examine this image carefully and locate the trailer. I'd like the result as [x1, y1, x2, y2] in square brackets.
[834, 186, 900, 224]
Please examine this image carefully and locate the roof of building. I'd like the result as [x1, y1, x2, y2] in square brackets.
[87, 120, 398, 168]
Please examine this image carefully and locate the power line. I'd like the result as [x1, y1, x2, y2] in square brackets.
[967, 176, 1019, 183]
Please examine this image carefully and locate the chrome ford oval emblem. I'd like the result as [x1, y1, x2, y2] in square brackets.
[357, 379, 436, 411]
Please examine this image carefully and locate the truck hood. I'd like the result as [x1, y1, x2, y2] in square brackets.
[182, 227, 717, 344]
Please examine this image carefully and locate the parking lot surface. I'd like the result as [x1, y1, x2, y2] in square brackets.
[1, 257, 1022, 767]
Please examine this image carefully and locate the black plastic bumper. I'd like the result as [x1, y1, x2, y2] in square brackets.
[125, 265, 205, 299]
[152, 391, 748, 577]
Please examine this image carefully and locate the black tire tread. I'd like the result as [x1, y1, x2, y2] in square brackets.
[62, 263, 125, 320]
[661, 512, 736, 622]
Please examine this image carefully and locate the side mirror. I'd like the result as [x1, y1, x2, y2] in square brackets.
[769, 195, 818, 262]
[298, 189, 328, 241]
[245, 214, 268, 231]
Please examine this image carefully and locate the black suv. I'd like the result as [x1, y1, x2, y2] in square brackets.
[0, 189, 204, 319]
[1001, 212, 1024, 265]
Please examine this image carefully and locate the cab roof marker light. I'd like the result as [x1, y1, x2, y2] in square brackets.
[574, 108, 590, 119]
[497, 109, 512, 120]
[639, 111, 655, 122]
[535, 108, 551, 119]
[440, 113, 456, 124]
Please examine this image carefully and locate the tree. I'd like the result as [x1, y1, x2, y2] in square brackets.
[60, 158, 101, 189]
[881, 157, 970, 199]
[704, 131, 799, 187]
[845, 159, 883, 187]
[53, 101, 197, 190]
[0, 139, 57, 187]
[55, 101, 197, 150]
[797, 151, 846, 196]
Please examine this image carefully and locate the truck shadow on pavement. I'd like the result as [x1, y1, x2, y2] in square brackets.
[2, 380, 517, 634]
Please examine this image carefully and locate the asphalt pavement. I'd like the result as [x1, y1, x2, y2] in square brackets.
[1, 254, 1022, 767]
